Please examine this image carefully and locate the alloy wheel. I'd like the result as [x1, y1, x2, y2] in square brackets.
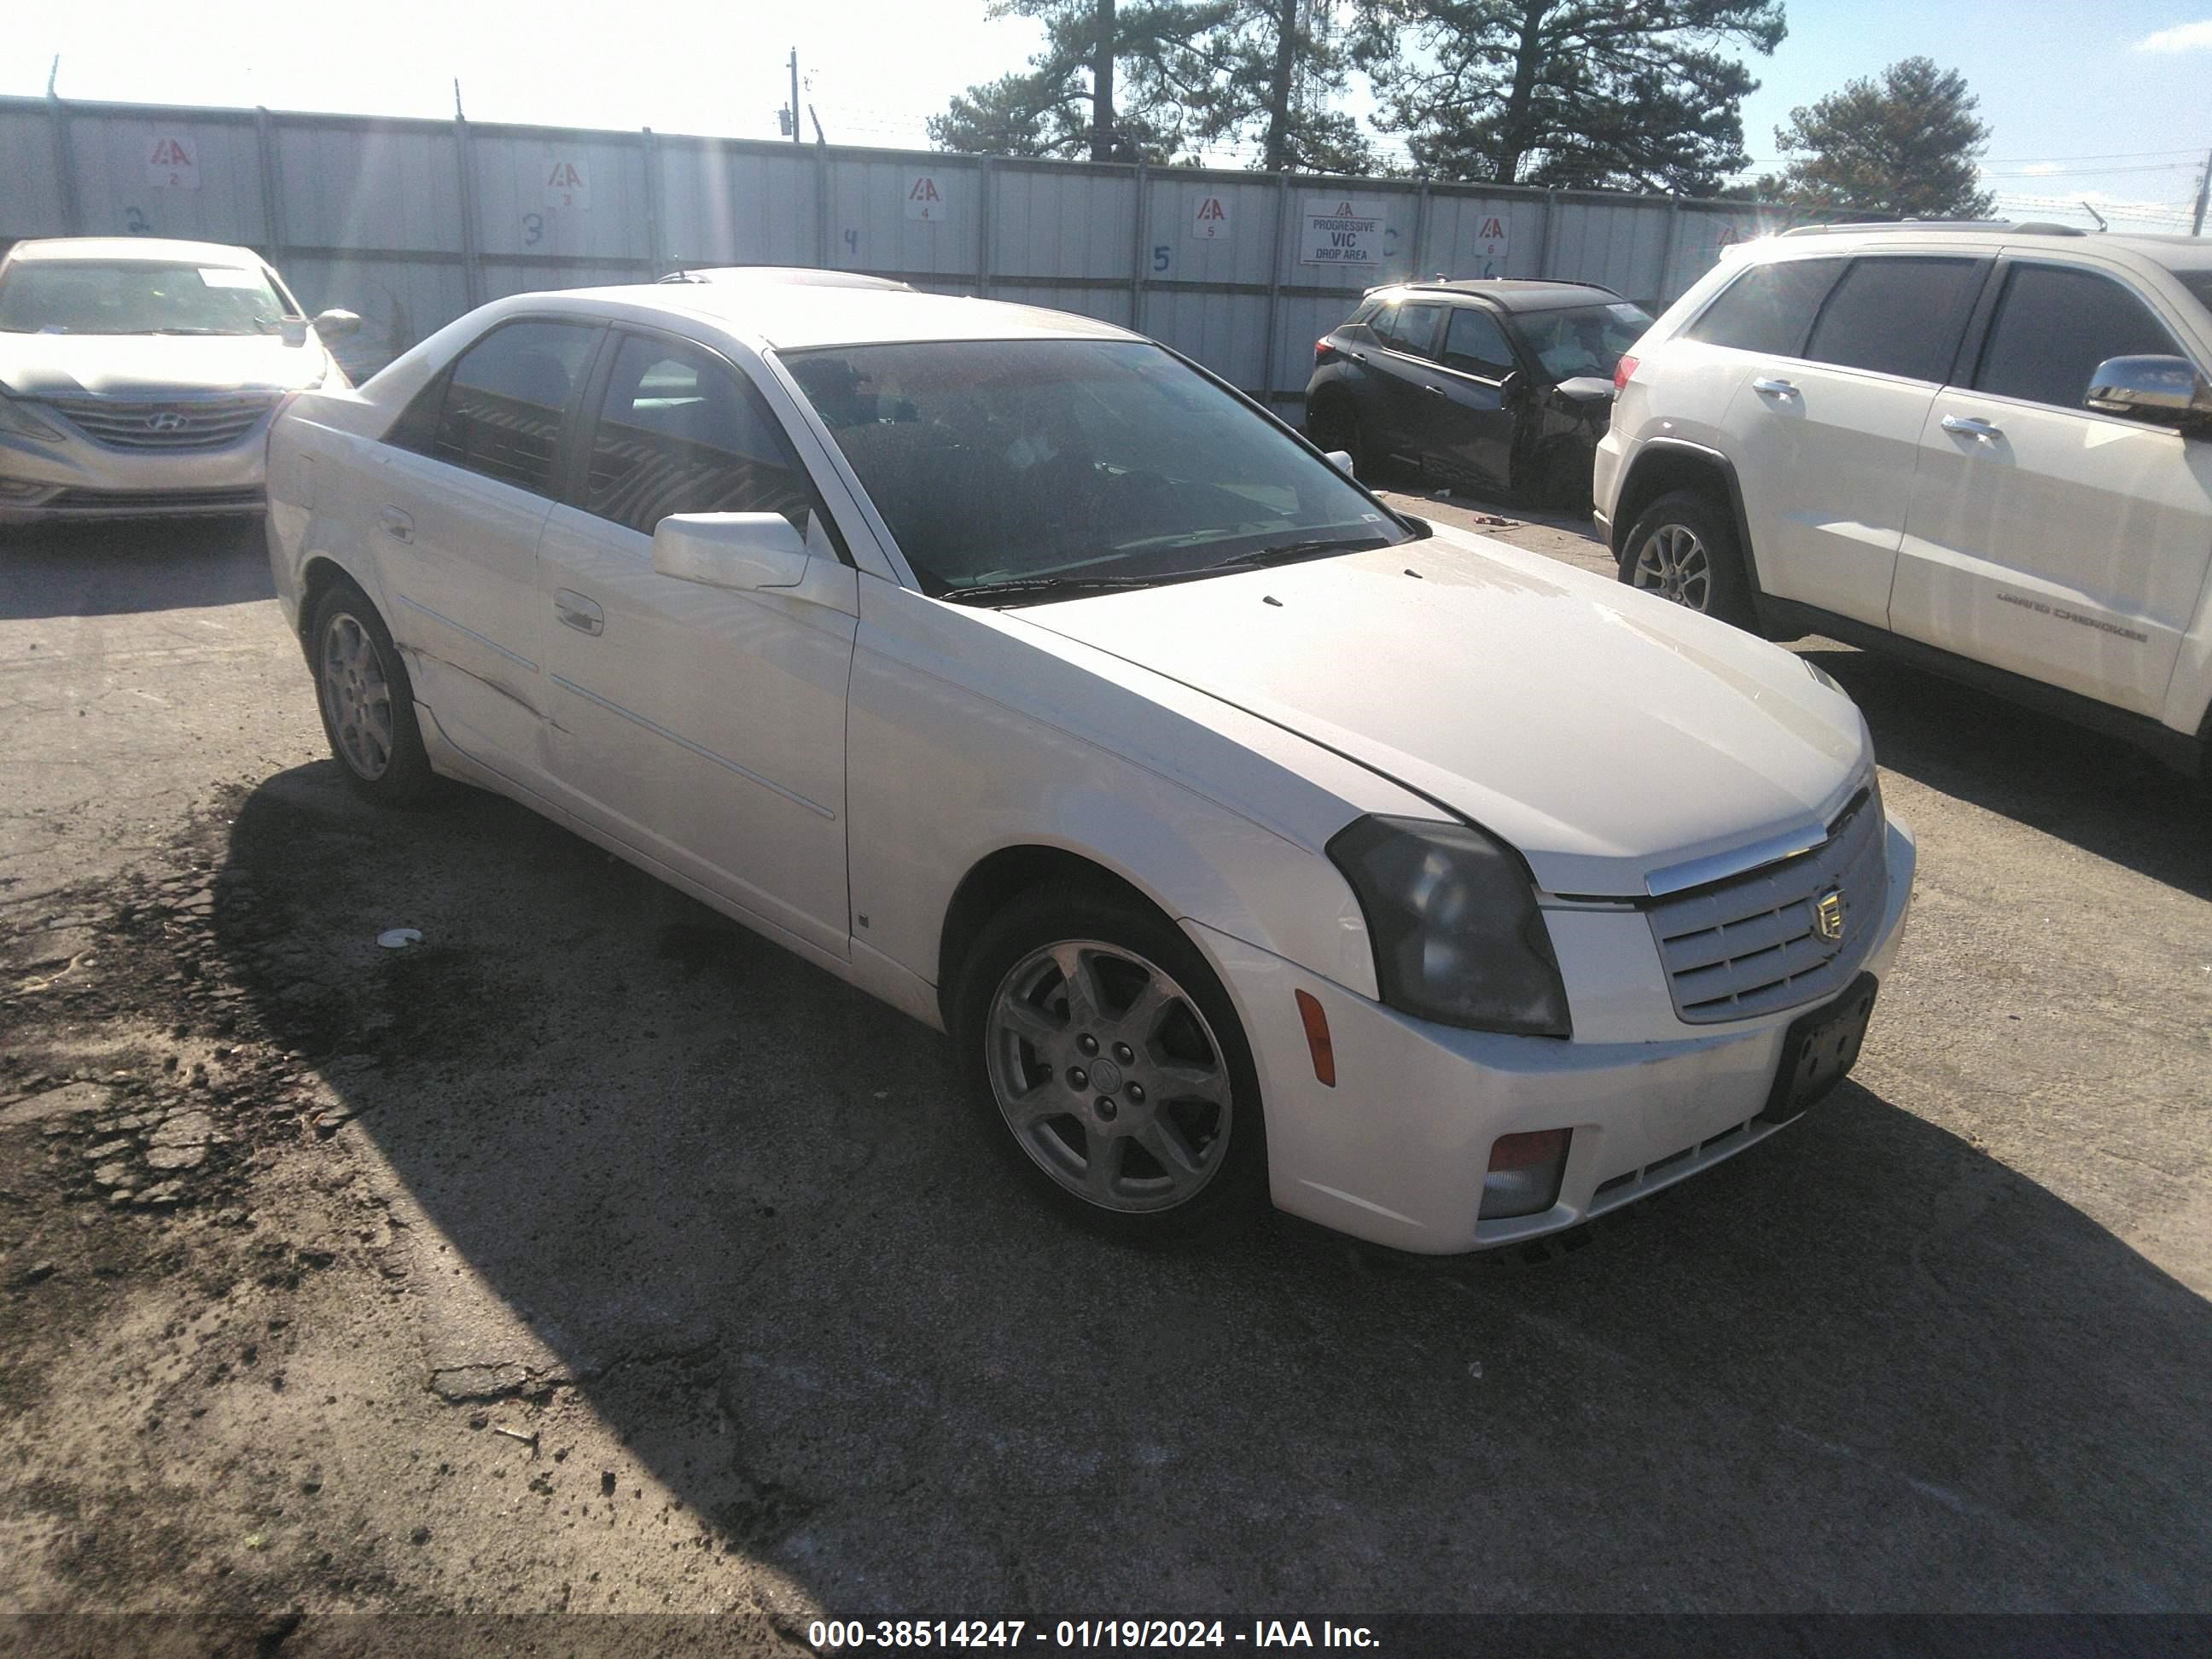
[320, 611, 395, 781]
[983, 939, 1235, 1214]
[1630, 523, 1713, 612]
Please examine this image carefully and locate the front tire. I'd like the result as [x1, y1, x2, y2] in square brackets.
[309, 577, 435, 805]
[1618, 489, 1756, 630]
[952, 888, 1270, 1247]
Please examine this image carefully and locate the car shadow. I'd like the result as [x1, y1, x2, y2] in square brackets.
[203, 764, 2212, 1612]
[0, 517, 271, 621]
[1801, 643, 2211, 902]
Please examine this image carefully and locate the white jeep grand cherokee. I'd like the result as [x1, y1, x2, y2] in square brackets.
[1595, 222, 2212, 777]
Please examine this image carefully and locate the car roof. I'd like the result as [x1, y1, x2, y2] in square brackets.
[541, 282, 1138, 351]
[1767, 221, 2212, 272]
[1365, 279, 1626, 313]
[3, 236, 266, 268]
[657, 265, 913, 291]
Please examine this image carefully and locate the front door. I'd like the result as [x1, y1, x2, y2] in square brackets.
[1892, 259, 2212, 716]
[1365, 298, 1450, 476]
[534, 329, 859, 958]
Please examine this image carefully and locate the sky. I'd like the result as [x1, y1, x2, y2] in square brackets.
[3, 1, 2208, 231]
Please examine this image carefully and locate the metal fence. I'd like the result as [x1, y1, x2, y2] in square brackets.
[3, 94, 1822, 408]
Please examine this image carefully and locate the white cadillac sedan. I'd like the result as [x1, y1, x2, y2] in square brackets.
[265, 282, 1915, 1254]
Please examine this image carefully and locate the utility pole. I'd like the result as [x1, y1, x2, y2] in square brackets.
[789, 49, 801, 145]
[2192, 146, 2210, 236]
[1091, 1, 1115, 162]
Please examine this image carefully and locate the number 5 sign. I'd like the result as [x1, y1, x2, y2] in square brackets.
[1190, 194, 1231, 241]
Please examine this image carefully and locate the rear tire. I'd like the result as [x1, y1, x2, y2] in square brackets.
[1618, 489, 1757, 631]
[951, 886, 1271, 1248]
[309, 577, 436, 806]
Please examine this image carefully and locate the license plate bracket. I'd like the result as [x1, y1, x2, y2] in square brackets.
[1757, 972, 1879, 1125]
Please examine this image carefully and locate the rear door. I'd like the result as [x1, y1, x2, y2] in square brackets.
[1892, 259, 2212, 714]
[1422, 303, 1521, 490]
[1365, 298, 1450, 474]
[533, 328, 859, 957]
[1717, 253, 1987, 627]
[375, 317, 603, 772]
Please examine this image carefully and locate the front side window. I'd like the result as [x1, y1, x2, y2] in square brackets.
[1441, 307, 1516, 378]
[1685, 257, 1848, 358]
[783, 339, 1409, 597]
[1803, 257, 1984, 383]
[0, 259, 294, 336]
[428, 320, 600, 495]
[584, 335, 814, 536]
[1514, 301, 1653, 381]
[1377, 301, 1447, 358]
[1975, 265, 2185, 412]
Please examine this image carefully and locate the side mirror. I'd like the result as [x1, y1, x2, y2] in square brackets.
[651, 513, 810, 592]
[312, 308, 362, 339]
[1324, 449, 1356, 475]
[2086, 354, 2212, 428]
[1551, 375, 1616, 407]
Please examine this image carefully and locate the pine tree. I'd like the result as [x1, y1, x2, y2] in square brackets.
[1757, 58, 1995, 218]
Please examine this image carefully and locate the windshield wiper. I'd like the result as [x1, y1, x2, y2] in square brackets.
[1199, 534, 1393, 573]
[139, 327, 233, 336]
[938, 573, 1181, 607]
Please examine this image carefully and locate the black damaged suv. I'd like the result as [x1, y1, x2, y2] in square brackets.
[1304, 280, 1650, 508]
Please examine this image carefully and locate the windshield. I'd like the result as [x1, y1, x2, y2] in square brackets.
[1516, 301, 1653, 381]
[782, 339, 1408, 597]
[0, 260, 294, 336]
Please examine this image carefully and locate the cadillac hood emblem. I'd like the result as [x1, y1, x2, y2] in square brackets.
[1814, 889, 1845, 944]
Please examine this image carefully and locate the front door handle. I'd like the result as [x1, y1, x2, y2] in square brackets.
[1941, 414, 2004, 444]
[1424, 383, 1448, 397]
[1751, 378, 1798, 399]
[377, 506, 414, 543]
[553, 590, 604, 636]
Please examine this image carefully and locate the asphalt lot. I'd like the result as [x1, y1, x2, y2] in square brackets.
[2, 498, 2209, 1639]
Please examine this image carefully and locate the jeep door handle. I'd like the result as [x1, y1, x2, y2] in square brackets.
[552, 590, 604, 636]
[1941, 414, 2004, 443]
[377, 506, 414, 543]
[1424, 383, 1448, 397]
[1751, 378, 1797, 399]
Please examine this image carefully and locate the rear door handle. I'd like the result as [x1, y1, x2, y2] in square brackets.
[377, 506, 414, 543]
[553, 590, 604, 636]
[1941, 414, 2004, 443]
[1424, 383, 1448, 397]
[1751, 378, 1797, 399]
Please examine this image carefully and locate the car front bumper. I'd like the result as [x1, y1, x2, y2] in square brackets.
[1189, 814, 1917, 1254]
[0, 419, 270, 527]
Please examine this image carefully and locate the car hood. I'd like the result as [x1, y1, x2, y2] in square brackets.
[0, 331, 330, 397]
[1014, 524, 1870, 897]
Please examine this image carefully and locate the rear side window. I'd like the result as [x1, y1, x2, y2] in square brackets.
[420, 320, 600, 495]
[1441, 307, 1515, 378]
[1804, 257, 1985, 382]
[1685, 258, 1847, 357]
[583, 334, 815, 536]
[1377, 301, 1447, 358]
[1974, 265, 2183, 411]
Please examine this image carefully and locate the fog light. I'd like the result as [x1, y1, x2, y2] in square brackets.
[0, 475, 51, 500]
[1481, 1128, 1571, 1220]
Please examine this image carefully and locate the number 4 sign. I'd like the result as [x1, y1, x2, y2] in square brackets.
[544, 160, 591, 211]
[904, 173, 947, 222]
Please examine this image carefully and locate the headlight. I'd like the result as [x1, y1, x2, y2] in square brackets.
[1327, 815, 1572, 1037]
[0, 393, 65, 443]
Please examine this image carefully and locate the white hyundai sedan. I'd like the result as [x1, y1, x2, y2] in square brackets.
[265, 282, 1915, 1254]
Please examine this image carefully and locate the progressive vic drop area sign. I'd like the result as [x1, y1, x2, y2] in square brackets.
[1301, 197, 1388, 266]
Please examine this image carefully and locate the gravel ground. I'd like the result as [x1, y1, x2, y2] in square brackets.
[1, 502, 2208, 1647]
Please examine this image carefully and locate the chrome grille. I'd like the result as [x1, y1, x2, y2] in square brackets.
[1647, 789, 1889, 1024]
[47, 392, 282, 451]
